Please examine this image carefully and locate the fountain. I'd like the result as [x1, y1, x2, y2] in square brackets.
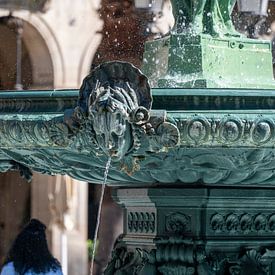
[2, 0, 275, 274]
[143, 0, 275, 89]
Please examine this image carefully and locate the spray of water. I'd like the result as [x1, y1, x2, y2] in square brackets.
[90, 157, 112, 275]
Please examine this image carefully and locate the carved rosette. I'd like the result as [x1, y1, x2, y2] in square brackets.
[220, 117, 243, 143]
[240, 214, 253, 232]
[210, 213, 225, 232]
[185, 117, 210, 145]
[165, 212, 191, 235]
[154, 122, 180, 148]
[251, 119, 273, 145]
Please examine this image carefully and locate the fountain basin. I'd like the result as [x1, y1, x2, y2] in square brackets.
[1, 67, 275, 187]
[1, 61, 275, 274]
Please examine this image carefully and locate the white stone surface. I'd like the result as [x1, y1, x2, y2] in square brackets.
[0, 0, 102, 88]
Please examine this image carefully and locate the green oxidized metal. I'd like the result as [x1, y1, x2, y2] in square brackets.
[1, 80, 275, 187]
[2, 1, 275, 274]
[142, 0, 275, 89]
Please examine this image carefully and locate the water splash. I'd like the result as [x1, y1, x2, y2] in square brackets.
[90, 157, 111, 275]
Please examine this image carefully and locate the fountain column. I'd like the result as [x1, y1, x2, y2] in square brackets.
[108, 187, 275, 274]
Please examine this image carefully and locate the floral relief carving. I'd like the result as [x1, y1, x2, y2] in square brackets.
[225, 214, 239, 232]
[104, 246, 154, 275]
[165, 212, 191, 234]
[229, 249, 270, 275]
[240, 214, 253, 232]
[105, 236, 275, 274]
[0, 116, 72, 148]
[210, 212, 275, 234]
[3, 64, 275, 184]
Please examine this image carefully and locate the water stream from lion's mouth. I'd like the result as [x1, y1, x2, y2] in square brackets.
[90, 157, 112, 275]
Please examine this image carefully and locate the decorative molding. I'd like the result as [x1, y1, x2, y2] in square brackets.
[228, 249, 271, 275]
[128, 211, 156, 234]
[210, 212, 275, 234]
[104, 246, 154, 275]
[175, 115, 275, 147]
[105, 236, 275, 274]
[0, 115, 72, 148]
[3, 144, 275, 185]
[3, 64, 275, 184]
[152, 91, 275, 112]
[165, 212, 191, 234]
[155, 238, 202, 264]
[69, 61, 180, 161]
[0, 93, 77, 113]
[158, 264, 195, 275]
[152, 121, 180, 149]
[105, 237, 207, 274]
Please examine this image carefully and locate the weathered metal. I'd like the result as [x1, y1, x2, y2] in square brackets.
[1, 61, 275, 272]
[107, 187, 275, 274]
[1, 77, 275, 187]
[1, 1, 275, 274]
[170, 0, 238, 36]
[142, 0, 275, 89]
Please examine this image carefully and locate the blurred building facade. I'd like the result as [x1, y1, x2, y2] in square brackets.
[0, 1, 103, 274]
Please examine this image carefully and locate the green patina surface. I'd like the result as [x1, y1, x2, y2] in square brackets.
[142, 0, 275, 89]
[170, 0, 237, 36]
[143, 35, 275, 88]
[1, 1, 275, 273]
[0, 86, 275, 186]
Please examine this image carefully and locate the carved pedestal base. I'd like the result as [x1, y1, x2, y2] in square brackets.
[142, 34, 275, 89]
[105, 187, 275, 274]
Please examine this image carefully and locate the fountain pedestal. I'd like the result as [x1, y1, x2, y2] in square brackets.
[105, 186, 275, 274]
[142, 0, 275, 89]
[142, 34, 275, 88]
